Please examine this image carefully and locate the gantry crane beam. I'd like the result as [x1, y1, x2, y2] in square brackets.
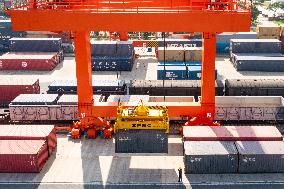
[6, 0, 251, 137]
[9, 11, 250, 32]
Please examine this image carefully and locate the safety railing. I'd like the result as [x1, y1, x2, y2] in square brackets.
[5, 0, 252, 13]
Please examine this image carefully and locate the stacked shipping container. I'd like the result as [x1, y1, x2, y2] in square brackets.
[216, 32, 257, 54]
[230, 39, 284, 71]
[0, 140, 49, 173]
[0, 124, 56, 173]
[0, 38, 63, 71]
[183, 126, 284, 174]
[0, 78, 40, 107]
[157, 46, 214, 80]
[91, 41, 135, 71]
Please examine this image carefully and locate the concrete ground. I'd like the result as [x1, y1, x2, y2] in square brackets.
[0, 135, 284, 189]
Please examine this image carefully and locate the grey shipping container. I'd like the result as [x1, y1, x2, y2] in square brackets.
[230, 39, 282, 54]
[217, 32, 257, 43]
[48, 79, 126, 94]
[231, 53, 284, 72]
[129, 80, 224, 100]
[115, 130, 168, 153]
[236, 141, 284, 173]
[184, 141, 238, 174]
[10, 94, 59, 105]
[57, 94, 103, 105]
[107, 95, 150, 103]
[225, 79, 284, 96]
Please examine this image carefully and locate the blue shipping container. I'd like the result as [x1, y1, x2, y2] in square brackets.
[117, 41, 134, 56]
[91, 41, 134, 57]
[187, 65, 218, 80]
[0, 20, 25, 52]
[157, 66, 188, 80]
[216, 42, 230, 54]
[91, 41, 117, 56]
[92, 56, 134, 71]
[185, 61, 201, 66]
[9, 37, 62, 52]
[158, 61, 185, 67]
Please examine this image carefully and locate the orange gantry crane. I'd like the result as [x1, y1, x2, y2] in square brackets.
[5, 0, 251, 138]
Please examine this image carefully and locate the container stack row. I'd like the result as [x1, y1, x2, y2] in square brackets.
[47, 79, 284, 99]
[91, 41, 135, 71]
[8, 94, 284, 122]
[0, 37, 64, 71]
[230, 39, 284, 72]
[157, 47, 217, 80]
[0, 125, 57, 173]
[183, 126, 284, 174]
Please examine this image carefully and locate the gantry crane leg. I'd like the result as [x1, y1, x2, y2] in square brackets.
[186, 32, 218, 126]
[71, 31, 109, 138]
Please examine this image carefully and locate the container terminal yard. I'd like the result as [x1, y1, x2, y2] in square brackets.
[1, 0, 284, 188]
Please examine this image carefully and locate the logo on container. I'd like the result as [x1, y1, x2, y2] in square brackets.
[22, 62, 28, 68]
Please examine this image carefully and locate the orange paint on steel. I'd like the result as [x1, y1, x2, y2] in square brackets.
[8, 11, 251, 32]
[200, 32, 216, 123]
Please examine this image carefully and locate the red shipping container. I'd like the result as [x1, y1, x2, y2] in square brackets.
[0, 78, 40, 106]
[0, 125, 57, 155]
[0, 52, 59, 71]
[183, 126, 283, 141]
[0, 140, 48, 173]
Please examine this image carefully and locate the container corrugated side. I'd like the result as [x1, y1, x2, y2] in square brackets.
[115, 130, 168, 153]
[230, 39, 282, 54]
[236, 141, 284, 173]
[0, 140, 48, 173]
[157, 66, 188, 80]
[0, 125, 57, 156]
[48, 80, 126, 94]
[9, 37, 62, 52]
[0, 78, 40, 106]
[184, 141, 238, 174]
[0, 52, 60, 71]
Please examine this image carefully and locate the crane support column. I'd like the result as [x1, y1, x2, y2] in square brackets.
[72, 31, 109, 138]
[72, 31, 94, 138]
[74, 31, 93, 114]
[200, 32, 216, 123]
